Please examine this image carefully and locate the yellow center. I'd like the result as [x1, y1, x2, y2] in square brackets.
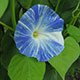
[33, 31, 39, 38]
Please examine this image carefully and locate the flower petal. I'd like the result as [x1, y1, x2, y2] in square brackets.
[35, 4, 64, 32]
[35, 32, 64, 61]
[43, 19, 64, 32]
[14, 4, 64, 62]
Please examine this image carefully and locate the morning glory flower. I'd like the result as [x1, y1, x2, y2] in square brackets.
[14, 4, 64, 62]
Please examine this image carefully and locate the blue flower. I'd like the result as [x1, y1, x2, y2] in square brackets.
[14, 4, 64, 62]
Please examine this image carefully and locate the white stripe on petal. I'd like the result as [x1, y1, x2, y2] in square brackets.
[23, 13, 35, 30]
[15, 33, 30, 37]
[22, 41, 33, 53]
[15, 31, 27, 35]
[16, 40, 24, 44]
[41, 41, 53, 58]
[38, 4, 43, 16]
[32, 43, 40, 57]
[44, 41, 57, 55]
[36, 5, 49, 29]
[19, 39, 32, 50]
[29, 8, 35, 16]
[19, 21, 32, 32]
[25, 12, 35, 23]
[28, 9, 35, 19]
[15, 31, 31, 36]
[44, 32, 64, 46]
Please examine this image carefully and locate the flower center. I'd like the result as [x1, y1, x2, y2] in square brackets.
[33, 30, 39, 38]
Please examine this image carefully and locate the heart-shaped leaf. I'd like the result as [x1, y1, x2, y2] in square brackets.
[48, 37, 80, 80]
[67, 24, 80, 42]
[0, 0, 9, 18]
[8, 54, 45, 80]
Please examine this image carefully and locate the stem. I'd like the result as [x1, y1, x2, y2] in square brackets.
[55, 0, 61, 12]
[70, 1, 80, 25]
[60, 1, 80, 37]
[10, 0, 16, 30]
[9, 33, 14, 39]
[69, 17, 74, 25]
[0, 21, 14, 32]
[63, 29, 67, 37]
[73, 12, 80, 25]
[70, 10, 80, 25]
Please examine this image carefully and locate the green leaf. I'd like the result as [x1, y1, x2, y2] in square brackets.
[0, 0, 9, 18]
[44, 63, 62, 80]
[0, 27, 4, 48]
[49, 0, 57, 7]
[50, 0, 78, 23]
[61, 10, 73, 24]
[8, 54, 45, 80]
[67, 24, 80, 42]
[31, 0, 50, 7]
[61, 0, 79, 23]
[1, 31, 19, 69]
[60, 0, 78, 24]
[1, 43, 19, 69]
[0, 0, 20, 25]
[0, 64, 10, 80]
[17, 0, 51, 10]
[0, 2, 11, 25]
[1, 31, 13, 51]
[17, 0, 33, 9]
[48, 37, 80, 80]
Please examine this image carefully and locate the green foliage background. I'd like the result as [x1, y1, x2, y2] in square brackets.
[0, 0, 80, 80]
